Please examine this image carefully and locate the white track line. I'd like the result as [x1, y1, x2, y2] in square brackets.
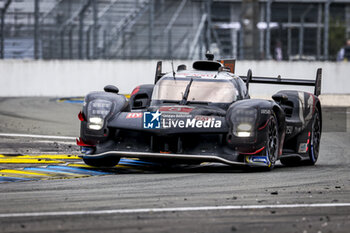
[0, 203, 349, 218]
[0, 133, 76, 140]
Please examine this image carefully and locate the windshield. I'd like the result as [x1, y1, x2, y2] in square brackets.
[151, 77, 239, 103]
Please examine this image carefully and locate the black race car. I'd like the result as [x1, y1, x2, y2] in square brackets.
[77, 54, 322, 171]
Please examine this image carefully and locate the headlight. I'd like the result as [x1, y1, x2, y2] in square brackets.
[235, 123, 252, 137]
[232, 108, 257, 137]
[88, 123, 103, 130]
[87, 100, 113, 130]
[88, 100, 113, 118]
[88, 117, 104, 130]
[237, 123, 252, 131]
[236, 131, 251, 137]
[89, 117, 103, 124]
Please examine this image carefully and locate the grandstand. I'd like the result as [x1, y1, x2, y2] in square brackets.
[1, 0, 350, 60]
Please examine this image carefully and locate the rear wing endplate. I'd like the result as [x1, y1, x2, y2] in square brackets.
[155, 61, 166, 84]
[240, 68, 322, 96]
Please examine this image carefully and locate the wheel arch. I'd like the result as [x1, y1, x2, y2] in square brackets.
[226, 99, 285, 156]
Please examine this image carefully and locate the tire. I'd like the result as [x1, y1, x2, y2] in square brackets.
[83, 156, 120, 167]
[251, 114, 279, 171]
[305, 108, 321, 165]
[264, 114, 279, 170]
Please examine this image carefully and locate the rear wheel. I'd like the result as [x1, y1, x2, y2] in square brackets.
[305, 108, 321, 165]
[280, 108, 321, 166]
[83, 156, 120, 167]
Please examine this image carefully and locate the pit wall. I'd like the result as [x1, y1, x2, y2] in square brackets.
[0, 60, 349, 105]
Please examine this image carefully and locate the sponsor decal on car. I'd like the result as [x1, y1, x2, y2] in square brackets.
[261, 109, 271, 114]
[158, 106, 193, 113]
[249, 156, 268, 164]
[286, 126, 293, 135]
[298, 143, 308, 153]
[126, 113, 143, 119]
[176, 73, 216, 78]
[162, 117, 222, 129]
[245, 155, 268, 165]
[143, 111, 162, 129]
[194, 116, 215, 121]
[143, 111, 222, 129]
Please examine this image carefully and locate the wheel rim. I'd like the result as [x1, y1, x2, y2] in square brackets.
[311, 112, 321, 161]
[267, 116, 278, 164]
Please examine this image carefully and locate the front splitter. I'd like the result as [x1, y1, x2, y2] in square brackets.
[82, 151, 269, 167]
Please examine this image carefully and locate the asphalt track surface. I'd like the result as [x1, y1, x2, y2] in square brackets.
[0, 97, 349, 233]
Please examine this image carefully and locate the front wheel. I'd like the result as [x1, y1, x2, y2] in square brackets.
[264, 114, 279, 170]
[250, 114, 279, 171]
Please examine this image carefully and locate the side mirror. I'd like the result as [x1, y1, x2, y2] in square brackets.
[177, 64, 187, 71]
[272, 93, 288, 103]
[104, 85, 119, 94]
[133, 99, 148, 108]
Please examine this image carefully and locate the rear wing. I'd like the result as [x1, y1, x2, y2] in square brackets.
[240, 68, 322, 96]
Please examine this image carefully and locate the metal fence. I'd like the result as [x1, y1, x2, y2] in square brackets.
[1, 0, 349, 60]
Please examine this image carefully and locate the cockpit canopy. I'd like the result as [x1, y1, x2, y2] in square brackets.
[151, 77, 239, 104]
